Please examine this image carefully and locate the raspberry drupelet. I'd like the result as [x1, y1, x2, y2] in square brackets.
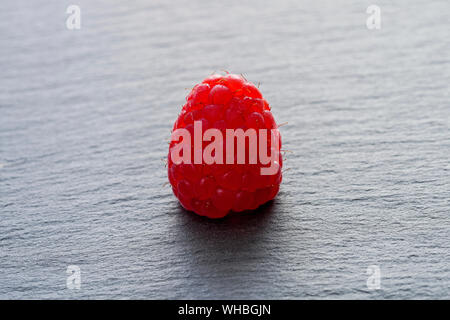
[168, 73, 282, 218]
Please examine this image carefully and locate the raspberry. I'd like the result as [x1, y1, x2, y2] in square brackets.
[168, 73, 282, 218]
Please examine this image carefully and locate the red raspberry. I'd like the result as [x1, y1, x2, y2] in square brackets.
[168, 73, 282, 218]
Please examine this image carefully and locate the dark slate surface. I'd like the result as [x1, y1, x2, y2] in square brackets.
[1, 0, 449, 299]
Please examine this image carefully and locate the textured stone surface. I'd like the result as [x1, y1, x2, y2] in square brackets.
[1, 0, 449, 299]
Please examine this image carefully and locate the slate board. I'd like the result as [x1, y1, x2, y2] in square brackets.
[1, 0, 449, 299]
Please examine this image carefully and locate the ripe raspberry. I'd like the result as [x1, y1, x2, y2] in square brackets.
[168, 73, 282, 218]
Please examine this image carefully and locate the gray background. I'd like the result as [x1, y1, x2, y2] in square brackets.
[1, 0, 449, 299]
